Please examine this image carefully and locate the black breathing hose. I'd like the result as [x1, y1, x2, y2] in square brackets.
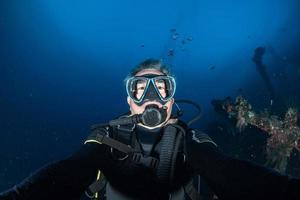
[174, 99, 202, 126]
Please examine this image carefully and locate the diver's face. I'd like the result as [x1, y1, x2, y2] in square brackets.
[127, 69, 175, 127]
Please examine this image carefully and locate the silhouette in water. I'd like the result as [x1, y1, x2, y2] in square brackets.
[252, 46, 276, 102]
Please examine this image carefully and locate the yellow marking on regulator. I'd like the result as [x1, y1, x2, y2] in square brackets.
[95, 170, 101, 199]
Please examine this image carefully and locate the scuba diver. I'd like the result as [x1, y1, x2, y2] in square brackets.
[0, 59, 300, 200]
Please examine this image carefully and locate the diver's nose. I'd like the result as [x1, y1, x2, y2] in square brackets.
[143, 82, 160, 102]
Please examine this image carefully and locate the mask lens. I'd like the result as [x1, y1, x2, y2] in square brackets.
[154, 79, 167, 98]
[127, 77, 149, 102]
[153, 76, 176, 101]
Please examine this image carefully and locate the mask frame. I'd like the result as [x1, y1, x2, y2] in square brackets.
[126, 74, 176, 105]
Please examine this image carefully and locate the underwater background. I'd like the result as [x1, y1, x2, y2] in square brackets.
[1, 0, 300, 191]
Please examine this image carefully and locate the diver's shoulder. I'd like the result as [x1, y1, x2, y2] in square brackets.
[173, 119, 217, 146]
[84, 123, 112, 145]
[186, 128, 218, 147]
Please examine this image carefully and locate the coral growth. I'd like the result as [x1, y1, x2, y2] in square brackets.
[219, 96, 300, 173]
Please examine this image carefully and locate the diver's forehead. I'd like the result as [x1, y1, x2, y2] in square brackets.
[135, 69, 164, 76]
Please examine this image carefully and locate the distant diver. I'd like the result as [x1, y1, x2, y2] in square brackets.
[252, 46, 276, 102]
[1, 59, 300, 200]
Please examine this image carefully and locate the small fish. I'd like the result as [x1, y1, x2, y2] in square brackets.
[168, 49, 174, 56]
[172, 33, 179, 40]
[209, 65, 215, 70]
[187, 36, 193, 41]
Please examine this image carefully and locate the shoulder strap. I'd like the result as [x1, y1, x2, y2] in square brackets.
[183, 179, 202, 200]
[85, 126, 134, 154]
[86, 124, 159, 167]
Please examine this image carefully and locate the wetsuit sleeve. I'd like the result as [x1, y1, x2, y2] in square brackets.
[0, 142, 110, 200]
[186, 129, 300, 200]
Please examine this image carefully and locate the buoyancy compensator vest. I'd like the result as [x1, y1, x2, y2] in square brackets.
[83, 99, 205, 200]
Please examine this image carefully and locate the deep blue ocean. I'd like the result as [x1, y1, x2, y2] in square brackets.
[1, 0, 300, 192]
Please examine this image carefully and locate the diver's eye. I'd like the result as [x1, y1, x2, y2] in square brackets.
[138, 86, 145, 90]
[136, 81, 147, 91]
[156, 84, 167, 98]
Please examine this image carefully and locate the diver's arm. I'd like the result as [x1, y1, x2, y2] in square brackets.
[0, 143, 110, 200]
[186, 130, 299, 200]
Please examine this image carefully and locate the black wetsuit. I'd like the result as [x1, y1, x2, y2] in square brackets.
[0, 123, 299, 200]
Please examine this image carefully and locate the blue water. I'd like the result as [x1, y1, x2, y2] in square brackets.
[1, 0, 300, 191]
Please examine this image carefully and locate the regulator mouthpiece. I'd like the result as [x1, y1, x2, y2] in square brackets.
[108, 104, 168, 127]
[141, 104, 168, 127]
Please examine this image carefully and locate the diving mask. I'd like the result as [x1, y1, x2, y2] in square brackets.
[126, 74, 176, 106]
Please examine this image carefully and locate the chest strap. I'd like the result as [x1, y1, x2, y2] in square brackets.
[85, 128, 133, 154]
[183, 179, 202, 200]
[85, 170, 107, 199]
[85, 128, 159, 170]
